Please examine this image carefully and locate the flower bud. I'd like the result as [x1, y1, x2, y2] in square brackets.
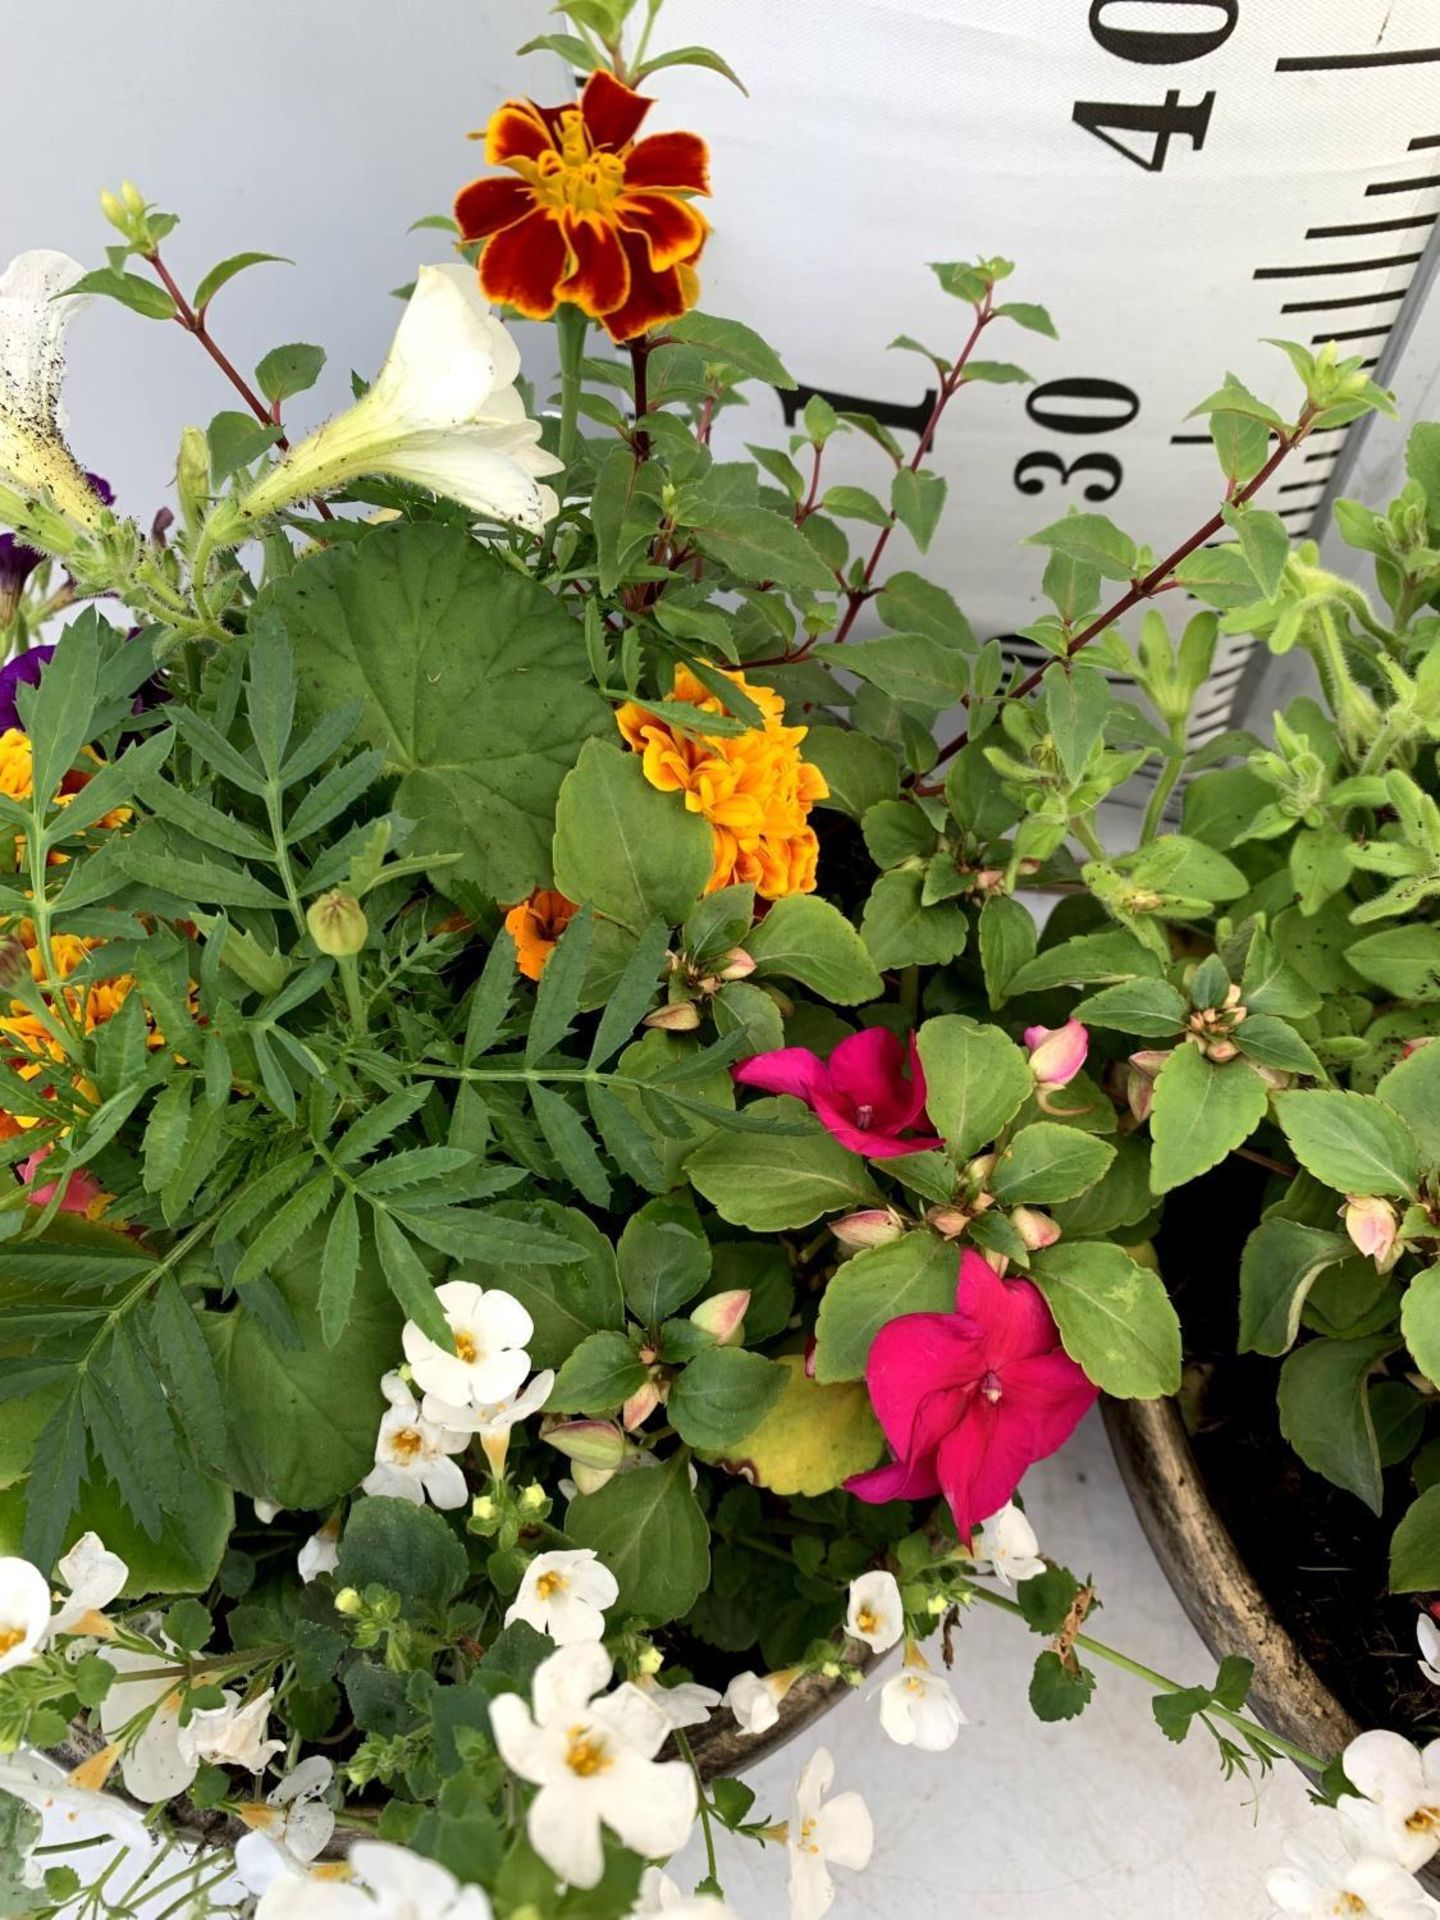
[1403, 1036, 1436, 1060]
[571, 1460, 618, 1495]
[176, 424, 211, 537]
[636, 1643, 663, 1676]
[307, 889, 368, 958]
[831, 1208, 905, 1250]
[1343, 1194, 1401, 1272]
[717, 947, 756, 982]
[1024, 1019, 1089, 1091]
[1010, 1206, 1061, 1251]
[965, 1153, 997, 1188]
[622, 1379, 663, 1432]
[334, 1587, 363, 1616]
[99, 188, 127, 229]
[926, 1206, 971, 1239]
[1123, 1065, 1154, 1124]
[643, 1000, 701, 1032]
[1252, 1063, 1291, 1092]
[1129, 1049, 1170, 1079]
[1206, 1039, 1239, 1063]
[541, 1418, 626, 1472]
[471, 1493, 497, 1524]
[690, 1288, 750, 1346]
[518, 1481, 547, 1513]
[121, 180, 147, 217]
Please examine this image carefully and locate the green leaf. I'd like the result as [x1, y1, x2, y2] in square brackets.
[1029, 1650, 1095, 1722]
[550, 1330, 647, 1413]
[669, 1347, 786, 1451]
[617, 1199, 711, 1324]
[1239, 1219, 1351, 1356]
[1073, 978, 1186, 1037]
[192, 251, 291, 314]
[822, 485, 892, 528]
[66, 265, 176, 319]
[111, 827, 286, 909]
[588, 919, 669, 1068]
[814, 632, 967, 709]
[260, 522, 610, 900]
[813, 1232, 958, 1382]
[20, 1388, 88, 1573]
[1348, 926, 1440, 1000]
[960, 360, 1032, 385]
[802, 727, 898, 821]
[1221, 504, 1290, 599]
[1390, 1485, 1440, 1592]
[917, 1015, 1031, 1159]
[990, 1124, 1115, 1205]
[1232, 1013, 1323, 1078]
[455, 1203, 622, 1370]
[208, 411, 282, 483]
[232, 1173, 336, 1288]
[554, 741, 712, 933]
[335, 1496, 468, 1612]
[1007, 930, 1161, 995]
[1150, 1047, 1269, 1194]
[1402, 1265, 1440, 1390]
[978, 895, 1037, 1009]
[530, 1083, 612, 1208]
[993, 301, 1058, 338]
[1027, 511, 1136, 580]
[1029, 1242, 1182, 1397]
[1278, 1334, 1392, 1513]
[1044, 664, 1110, 783]
[566, 1453, 710, 1622]
[1273, 1090, 1418, 1199]
[634, 44, 749, 91]
[875, 571, 975, 648]
[861, 869, 968, 969]
[255, 342, 326, 405]
[318, 1191, 361, 1349]
[525, 909, 593, 1064]
[371, 1207, 449, 1345]
[686, 1096, 880, 1230]
[685, 504, 836, 591]
[1376, 1043, 1440, 1171]
[890, 469, 947, 553]
[745, 893, 882, 1004]
[1172, 546, 1258, 609]
[147, 1275, 226, 1471]
[665, 311, 788, 383]
[26, 616, 99, 820]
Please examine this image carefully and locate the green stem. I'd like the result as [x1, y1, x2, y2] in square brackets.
[1139, 724, 1188, 844]
[963, 1584, 1328, 1773]
[1069, 814, 1107, 862]
[338, 954, 369, 1037]
[675, 1728, 721, 1888]
[554, 302, 588, 479]
[263, 783, 308, 939]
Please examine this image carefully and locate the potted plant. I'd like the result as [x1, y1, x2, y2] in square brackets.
[0, 7, 1434, 1919]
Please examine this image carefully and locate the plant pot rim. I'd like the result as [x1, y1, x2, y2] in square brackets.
[51, 1659, 862, 1861]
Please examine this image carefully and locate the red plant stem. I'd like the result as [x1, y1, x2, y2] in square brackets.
[925, 414, 1312, 775]
[630, 339, 652, 459]
[796, 444, 824, 522]
[146, 251, 334, 521]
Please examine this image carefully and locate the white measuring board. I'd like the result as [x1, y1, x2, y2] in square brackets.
[651, 0, 1440, 746]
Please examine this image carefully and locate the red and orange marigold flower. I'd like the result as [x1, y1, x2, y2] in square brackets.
[454, 69, 710, 343]
[615, 666, 828, 901]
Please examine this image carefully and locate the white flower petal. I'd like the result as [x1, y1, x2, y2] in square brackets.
[845, 1570, 902, 1653]
[529, 1777, 607, 1889]
[0, 1556, 52, 1674]
[600, 1747, 697, 1861]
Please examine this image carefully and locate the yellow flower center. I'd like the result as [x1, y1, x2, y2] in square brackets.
[391, 1427, 424, 1461]
[535, 1571, 569, 1601]
[533, 115, 627, 216]
[797, 1816, 821, 1856]
[856, 1606, 879, 1636]
[0, 1623, 27, 1657]
[903, 1676, 926, 1696]
[453, 1330, 479, 1364]
[564, 1725, 614, 1778]
[1406, 1804, 1440, 1834]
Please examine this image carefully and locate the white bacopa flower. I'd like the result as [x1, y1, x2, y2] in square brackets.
[298, 1515, 342, 1585]
[0, 1750, 154, 1857]
[401, 1281, 534, 1410]
[489, 1640, 697, 1890]
[1267, 1805, 1433, 1917]
[1344, 1729, 1440, 1871]
[845, 1570, 903, 1653]
[177, 1686, 286, 1775]
[505, 1548, 619, 1647]
[252, 1838, 492, 1918]
[878, 1649, 967, 1752]
[785, 1747, 874, 1920]
[361, 1371, 471, 1510]
[235, 1755, 336, 1869]
[1418, 1615, 1440, 1688]
[50, 1532, 128, 1637]
[633, 1671, 722, 1731]
[723, 1667, 798, 1735]
[235, 264, 561, 534]
[254, 1498, 283, 1524]
[422, 1366, 555, 1476]
[97, 1645, 196, 1802]
[631, 1867, 744, 1917]
[0, 251, 109, 530]
[970, 1502, 1046, 1586]
[0, 1555, 51, 1674]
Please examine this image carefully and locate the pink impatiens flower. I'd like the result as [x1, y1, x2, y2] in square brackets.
[1023, 1019, 1088, 1091]
[19, 1146, 108, 1220]
[845, 1248, 1098, 1544]
[732, 1027, 941, 1159]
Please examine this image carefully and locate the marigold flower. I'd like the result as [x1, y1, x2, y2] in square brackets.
[504, 887, 579, 980]
[454, 69, 710, 343]
[616, 665, 827, 900]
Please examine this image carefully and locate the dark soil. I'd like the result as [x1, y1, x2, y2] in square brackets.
[1158, 1161, 1440, 1740]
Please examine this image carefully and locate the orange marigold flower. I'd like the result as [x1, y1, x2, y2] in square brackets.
[504, 888, 579, 981]
[615, 666, 828, 900]
[454, 69, 710, 343]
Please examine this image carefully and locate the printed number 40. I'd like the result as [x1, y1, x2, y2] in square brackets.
[1075, 0, 1239, 172]
[1072, 89, 1216, 172]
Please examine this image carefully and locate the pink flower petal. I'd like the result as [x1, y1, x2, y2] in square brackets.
[935, 1397, 1043, 1544]
[1002, 1351, 1100, 1460]
[732, 1047, 827, 1103]
[845, 1454, 940, 1504]
[863, 1310, 979, 1454]
[955, 1256, 1061, 1370]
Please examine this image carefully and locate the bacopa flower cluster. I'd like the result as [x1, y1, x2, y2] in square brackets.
[617, 664, 828, 899]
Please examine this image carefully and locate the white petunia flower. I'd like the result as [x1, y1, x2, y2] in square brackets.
[361, 1372, 471, 1510]
[785, 1747, 874, 1920]
[970, 1502, 1046, 1587]
[1418, 1615, 1440, 1688]
[1344, 1730, 1440, 1871]
[298, 1515, 342, 1585]
[401, 1281, 534, 1410]
[50, 1532, 128, 1638]
[1267, 1804, 1433, 1917]
[631, 1867, 744, 1917]
[97, 1645, 196, 1802]
[490, 1641, 697, 1890]
[723, 1667, 797, 1735]
[0, 251, 109, 529]
[235, 265, 561, 534]
[252, 1838, 492, 1918]
[845, 1570, 903, 1653]
[422, 1367, 555, 1477]
[235, 1755, 336, 1870]
[177, 1685, 285, 1775]
[505, 1548, 618, 1647]
[0, 1556, 51, 1675]
[634, 1672, 722, 1731]
[878, 1648, 967, 1752]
